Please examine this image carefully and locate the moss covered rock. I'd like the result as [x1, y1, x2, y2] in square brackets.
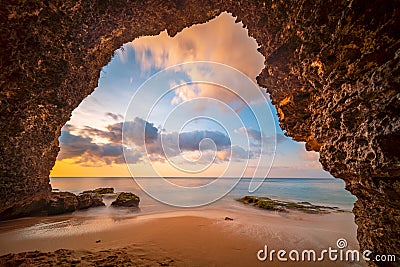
[82, 188, 114, 195]
[111, 192, 140, 207]
[237, 196, 345, 214]
[77, 192, 105, 210]
[47, 192, 78, 215]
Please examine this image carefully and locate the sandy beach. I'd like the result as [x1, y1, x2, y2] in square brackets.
[0, 208, 366, 266]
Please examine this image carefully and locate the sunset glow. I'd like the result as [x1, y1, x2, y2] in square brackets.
[50, 12, 331, 179]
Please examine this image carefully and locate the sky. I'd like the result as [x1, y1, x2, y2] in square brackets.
[50, 12, 332, 179]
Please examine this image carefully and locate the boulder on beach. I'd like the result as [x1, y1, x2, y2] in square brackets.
[111, 192, 140, 207]
[47, 192, 78, 215]
[237, 196, 346, 214]
[82, 187, 114, 195]
[77, 192, 105, 210]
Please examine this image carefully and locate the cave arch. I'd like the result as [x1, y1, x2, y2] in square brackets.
[1, 0, 399, 263]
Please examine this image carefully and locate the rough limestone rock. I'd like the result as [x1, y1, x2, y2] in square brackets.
[111, 192, 140, 207]
[47, 192, 78, 216]
[82, 188, 115, 195]
[0, 0, 399, 264]
[0, 247, 176, 266]
[77, 192, 105, 210]
[48, 191, 105, 214]
[238, 196, 346, 213]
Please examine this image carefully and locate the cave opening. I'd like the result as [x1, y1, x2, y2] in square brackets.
[49, 12, 355, 209]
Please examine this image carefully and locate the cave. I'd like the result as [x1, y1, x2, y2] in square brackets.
[1, 0, 399, 264]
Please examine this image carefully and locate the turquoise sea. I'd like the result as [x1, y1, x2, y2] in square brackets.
[50, 177, 357, 218]
[0, 177, 358, 251]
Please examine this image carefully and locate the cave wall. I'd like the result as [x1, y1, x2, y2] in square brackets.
[1, 0, 399, 264]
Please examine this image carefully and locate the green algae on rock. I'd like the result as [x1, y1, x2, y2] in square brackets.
[111, 192, 140, 208]
[82, 188, 115, 196]
[237, 196, 347, 214]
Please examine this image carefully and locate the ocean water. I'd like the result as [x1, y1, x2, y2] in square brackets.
[0, 177, 357, 243]
[49, 177, 357, 218]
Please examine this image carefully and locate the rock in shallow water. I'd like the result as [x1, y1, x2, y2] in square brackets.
[76, 192, 105, 210]
[47, 192, 78, 216]
[237, 196, 346, 214]
[47, 191, 106, 215]
[82, 188, 114, 195]
[111, 192, 140, 207]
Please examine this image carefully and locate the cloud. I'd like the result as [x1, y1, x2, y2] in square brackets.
[59, 117, 161, 166]
[122, 117, 160, 147]
[105, 112, 124, 121]
[216, 145, 250, 162]
[235, 127, 261, 143]
[122, 149, 143, 164]
[122, 118, 234, 161]
[142, 129, 233, 161]
[131, 12, 263, 78]
[58, 118, 254, 167]
[299, 150, 322, 169]
[57, 127, 135, 166]
[235, 127, 289, 145]
[128, 12, 265, 107]
[178, 130, 231, 151]
[79, 117, 159, 146]
[78, 124, 122, 145]
[58, 129, 98, 160]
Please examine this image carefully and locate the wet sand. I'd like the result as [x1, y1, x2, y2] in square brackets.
[0, 209, 367, 266]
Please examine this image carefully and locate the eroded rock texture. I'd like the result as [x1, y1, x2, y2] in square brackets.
[0, 0, 399, 264]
